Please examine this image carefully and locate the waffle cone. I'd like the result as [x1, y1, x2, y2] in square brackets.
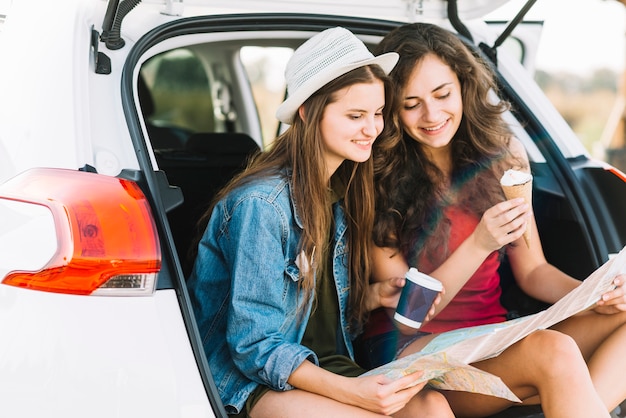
[502, 180, 532, 248]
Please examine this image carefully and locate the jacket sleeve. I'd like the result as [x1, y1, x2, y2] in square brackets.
[219, 195, 316, 391]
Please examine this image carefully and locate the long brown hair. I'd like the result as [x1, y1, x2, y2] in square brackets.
[372, 23, 523, 265]
[192, 64, 399, 328]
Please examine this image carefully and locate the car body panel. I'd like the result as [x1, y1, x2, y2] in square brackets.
[485, 19, 544, 74]
[0, 287, 213, 418]
[173, 0, 510, 21]
[1, 1, 625, 417]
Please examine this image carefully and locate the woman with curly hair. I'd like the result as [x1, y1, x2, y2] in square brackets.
[360, 22, 626, 417]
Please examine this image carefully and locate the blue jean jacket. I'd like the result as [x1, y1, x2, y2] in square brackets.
[186, 171, 355, 414]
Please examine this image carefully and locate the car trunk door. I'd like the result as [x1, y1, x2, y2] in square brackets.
[179, 0, 511, 22]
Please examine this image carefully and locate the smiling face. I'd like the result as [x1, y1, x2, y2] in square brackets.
[399, 53, 463, 160]
[319, 80, 386, 177]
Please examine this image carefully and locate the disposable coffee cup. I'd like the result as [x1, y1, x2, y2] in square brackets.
[394, 268, 443, 329]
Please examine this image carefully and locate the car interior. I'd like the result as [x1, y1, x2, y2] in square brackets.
[135, 29, 622, 418]
[137, 31, 601, 308]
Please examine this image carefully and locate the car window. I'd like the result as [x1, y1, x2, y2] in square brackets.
[499, 36, 524, 66]
[240, 46, 292, 147]
[485, 20, 544, 75]
[139, 48, 214, 148]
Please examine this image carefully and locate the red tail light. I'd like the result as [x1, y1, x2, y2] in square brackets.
[0, 168, 160, 295]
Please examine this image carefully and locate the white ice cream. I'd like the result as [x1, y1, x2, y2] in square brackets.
[500, 169, 532, 186]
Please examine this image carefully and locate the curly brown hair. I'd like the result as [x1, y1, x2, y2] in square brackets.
[372, 23, 523, 266]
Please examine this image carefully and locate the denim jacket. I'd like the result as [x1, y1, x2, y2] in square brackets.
[186, 170, 355, 414]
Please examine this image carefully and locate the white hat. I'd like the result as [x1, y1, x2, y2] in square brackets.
[276, 27, 399, 124]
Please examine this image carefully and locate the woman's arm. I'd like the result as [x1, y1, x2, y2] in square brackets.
[223, 195, 315, 390]
[287, 358, 427, 415]
[503, 137, 582, 303]
[506, 134, 626, 308]
[370, 137, 533, 315]
[506, 235, 580, 304]
[370, 196, 531, 317]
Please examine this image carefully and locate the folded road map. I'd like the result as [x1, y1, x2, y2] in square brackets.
[362, 245, 626, 401]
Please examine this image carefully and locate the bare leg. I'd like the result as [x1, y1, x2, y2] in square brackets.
[394, 389, 454, 418]
[250, 387, 454, 418]
[400, 329, 609, 418]
[250, 389, 387, 418]
[552, 310, 626, 410]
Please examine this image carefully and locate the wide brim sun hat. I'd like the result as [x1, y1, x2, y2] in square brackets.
[276, 27, 399, 124]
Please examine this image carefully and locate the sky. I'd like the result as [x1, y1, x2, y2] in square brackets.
[487, 0, 626, 75]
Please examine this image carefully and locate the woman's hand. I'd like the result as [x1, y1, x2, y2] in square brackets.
[472, 197, 531, 253]
[372, 276, 404, 311]
[288, 360, 426, 415]
[595, 274, 626, 314]
[348, 371, 427, 415]
[370, 275, 443, 312]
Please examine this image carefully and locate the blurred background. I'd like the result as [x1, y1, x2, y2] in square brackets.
[488, 0, 626, 172]
[2, 0, 625, 171]
[240, 0, 626, 171]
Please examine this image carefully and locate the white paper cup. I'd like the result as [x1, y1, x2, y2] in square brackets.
[394, 268, 443, 329]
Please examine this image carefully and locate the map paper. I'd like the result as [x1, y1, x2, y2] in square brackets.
[362, 246, 626, 401]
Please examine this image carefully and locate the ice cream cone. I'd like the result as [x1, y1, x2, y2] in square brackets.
[500, 170, 533, 249]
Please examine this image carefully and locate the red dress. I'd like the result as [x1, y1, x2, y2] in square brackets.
[365, 205, 507, 339]
[418, 205, 507, 333]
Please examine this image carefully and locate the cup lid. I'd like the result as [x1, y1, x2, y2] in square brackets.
[406, 268, 443, 291]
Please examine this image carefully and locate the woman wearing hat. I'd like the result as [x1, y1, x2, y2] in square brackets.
[186, 27, 454, 417]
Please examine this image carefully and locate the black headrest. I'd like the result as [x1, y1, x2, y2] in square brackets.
[137, 74, 155, 117]
[185, 133, 260, 155]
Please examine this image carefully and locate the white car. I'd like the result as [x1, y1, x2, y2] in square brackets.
[0, 1, 624, 417]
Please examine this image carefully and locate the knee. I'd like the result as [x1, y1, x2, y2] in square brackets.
[413, 389, 452, 415]
[422, 388, 449, 405]
[614, 310, 626, 326]
[521, 330, 584, 376]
